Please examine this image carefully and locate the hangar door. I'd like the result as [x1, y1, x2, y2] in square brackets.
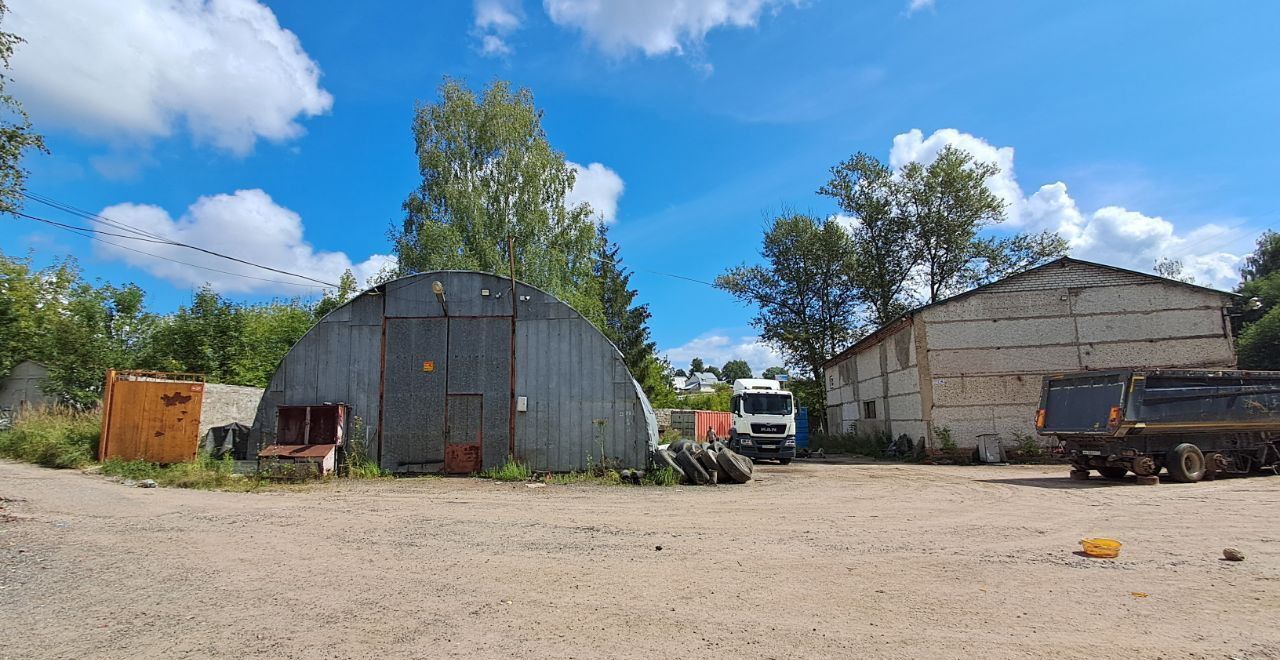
[380, 317, 512, 474]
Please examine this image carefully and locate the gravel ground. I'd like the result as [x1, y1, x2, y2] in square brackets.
[2, 458, 1278, 659]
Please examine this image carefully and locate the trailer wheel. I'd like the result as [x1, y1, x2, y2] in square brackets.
[1167, 444, 1206, 483]
[1098, 466, 1128, 479]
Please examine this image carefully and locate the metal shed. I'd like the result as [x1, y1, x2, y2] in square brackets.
[0, 360, 57, 412]
[248, 271, 658, 474]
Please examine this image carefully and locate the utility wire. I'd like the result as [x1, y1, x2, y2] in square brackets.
[21, 192, 340, 288]
[9, 211, 328, 291]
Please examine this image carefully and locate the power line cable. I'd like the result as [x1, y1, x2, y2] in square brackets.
[21, 192, 340, 288]
[9, 211, 329, 291]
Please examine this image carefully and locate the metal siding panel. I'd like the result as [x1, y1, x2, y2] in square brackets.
[444, 317, 511, 471]
[348, 324, 382, 454]
[381, 318, 448, 470]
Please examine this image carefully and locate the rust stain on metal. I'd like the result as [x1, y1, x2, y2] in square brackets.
[258, 443, 337, 458]
[99, 369, 206, 464]
[445, 443, 481, 474]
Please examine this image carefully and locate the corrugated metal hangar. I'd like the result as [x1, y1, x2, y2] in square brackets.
[249, 271, 658, 474]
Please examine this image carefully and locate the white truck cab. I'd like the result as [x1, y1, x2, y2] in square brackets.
[728, 379, 797, 464]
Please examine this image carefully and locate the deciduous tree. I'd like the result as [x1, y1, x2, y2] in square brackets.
[395, 78, 602, 323]
[0, 1, 46, 214]
[715, 213, 863, 392]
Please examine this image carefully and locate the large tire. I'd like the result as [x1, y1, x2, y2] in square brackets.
[653, 448, 685, 479]
[1166, 443, 1206, 483]
[695, 448, 719, 475]
[716, 449, 753, 484]
[675, 448, 710, 485]
[1097, 466, 1128, 479]
[668, 439, 693, 455]
[779, 458, 793, 465]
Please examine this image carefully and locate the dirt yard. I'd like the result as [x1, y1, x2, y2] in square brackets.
[1, 459, 1278, 659]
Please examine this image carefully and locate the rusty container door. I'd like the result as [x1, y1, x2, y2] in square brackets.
[445, 394, 483, 473]
[100, 372, 205, 464]
[445, 317, 512, 473]
[380, 318, 447, 471]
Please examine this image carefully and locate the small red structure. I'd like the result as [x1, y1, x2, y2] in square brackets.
[258, 404, 347, 477]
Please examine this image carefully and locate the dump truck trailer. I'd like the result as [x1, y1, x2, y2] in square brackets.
[1036, 369, 1280, 483]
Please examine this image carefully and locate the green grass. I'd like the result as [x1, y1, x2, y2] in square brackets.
[101, 453, 264, 491]
[480, 456, 533, 482]
[642, 466, 682, 486]
[0, 407, 101, 468]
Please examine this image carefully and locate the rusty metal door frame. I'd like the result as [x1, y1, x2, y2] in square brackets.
[444, 393, 483, 474]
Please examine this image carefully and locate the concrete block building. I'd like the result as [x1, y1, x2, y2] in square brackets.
[821, 258, 1239, 448]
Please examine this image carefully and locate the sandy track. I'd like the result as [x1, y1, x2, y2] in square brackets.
[2, 459, 1278, 659]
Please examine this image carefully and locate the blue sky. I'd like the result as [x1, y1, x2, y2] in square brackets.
[5, 0, 1278, 374]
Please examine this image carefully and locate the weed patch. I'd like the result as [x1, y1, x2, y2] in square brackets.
[0, 408, 100, 468]
[481, 456, 533, 482]
[101, 453, 264, 492]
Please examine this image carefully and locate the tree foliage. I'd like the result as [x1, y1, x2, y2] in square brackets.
[715, 213, 864, 387]
[0, 1, 47, 214]
[720, 359, 752, 382]
[1241, 230, 1280, 283]
[1236, 230, 1280, 369]
[0, 251, 317, 402]
[761, 366, 787, 380]
[818, 146, 1067, 324]
[595, 225, 673, 405]
[395, 78, 602, 323]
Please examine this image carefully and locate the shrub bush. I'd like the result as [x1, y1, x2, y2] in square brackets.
[0, 407, 100, 468]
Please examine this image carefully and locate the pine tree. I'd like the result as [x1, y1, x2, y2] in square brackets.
[595, 226, 672, 404]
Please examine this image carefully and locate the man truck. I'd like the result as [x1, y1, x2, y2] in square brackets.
[727, 379, 797, 464]
[1036, 369, 1280, 483]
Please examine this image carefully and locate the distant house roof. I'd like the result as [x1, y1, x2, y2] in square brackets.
[820, 256, 1240, 369]
[690, 372, 719, 384]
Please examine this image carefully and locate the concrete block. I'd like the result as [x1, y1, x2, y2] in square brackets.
[1071, 283, 1228, 315]
[886, 368, 919, 397]
[886, 327, 914, 372]
[930, 374, 1043, 407]
[1076, 309, 1225, 343]
[931, 404, 1037, 448]
[890, 420, 929, 442]
[858, 374, 885, 394]
[200, 383, 265, 438]
[886, 392, 923, 419]
[855, 347, 880, 378]
[926, 316, 1076, 350]
[1081, 337, 1235, 369]
[929, 345, 1080, 377]
[921, 288, 1071, 322]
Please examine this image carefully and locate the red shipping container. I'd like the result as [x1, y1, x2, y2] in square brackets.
[695, 411, 732, 442]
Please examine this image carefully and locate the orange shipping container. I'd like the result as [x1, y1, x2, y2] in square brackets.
[99, 370, 205, 464]
[695, 410, 732, 442]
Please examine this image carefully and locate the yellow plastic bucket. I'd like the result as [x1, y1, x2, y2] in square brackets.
[1080, 538, 1122, 558]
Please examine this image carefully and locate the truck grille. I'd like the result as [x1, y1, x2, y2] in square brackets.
[751, 423, 786, 434]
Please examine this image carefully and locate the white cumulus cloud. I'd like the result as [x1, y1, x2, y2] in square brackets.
[907, 0, 935, 14]
[7, 0, 333, 155]
[663, 333, 784, 376]
[543, 0, 797, 57]
[94, 190, 396, 294]
[474, 0, 522, 55]
[887, 128, 1249, 290]
[567, 161, 625, 224]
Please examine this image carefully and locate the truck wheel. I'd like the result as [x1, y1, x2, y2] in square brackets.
[1166, 443, 1206, 483]
[1097, 466, 1128, 479]
[779, 458, 792, 465]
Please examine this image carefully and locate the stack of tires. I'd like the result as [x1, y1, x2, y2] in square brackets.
[652, 440, 753, 485]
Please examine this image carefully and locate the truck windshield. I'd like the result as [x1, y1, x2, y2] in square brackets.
[742, 393, 792, 416]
